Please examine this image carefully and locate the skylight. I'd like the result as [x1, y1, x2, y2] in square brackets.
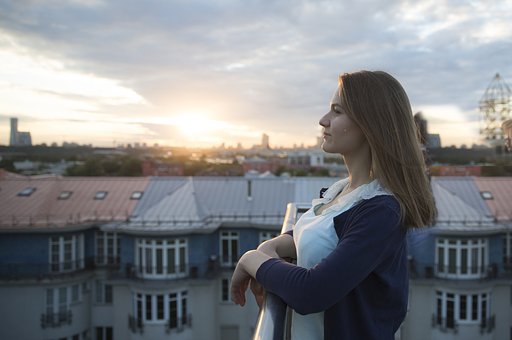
[94, 191, 108, 200]
[130, 191, 143, 200]
[480, 191, 493, 200]
[18, 187, 36, 197]
[58, 191, 73, 200]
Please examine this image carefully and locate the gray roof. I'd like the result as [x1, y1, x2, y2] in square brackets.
[114, 176, 339, 233]
[431, 177, 492, 217]
[430, 177, 496, 233]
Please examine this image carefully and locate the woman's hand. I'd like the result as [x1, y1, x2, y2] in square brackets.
[231, 259, 252, 306]
[250, 279, 265, 308]
[230, 250, 272, 307]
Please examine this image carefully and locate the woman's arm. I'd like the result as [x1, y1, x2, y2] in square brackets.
[257, 233, 296, 260]
[231, 250, 272, 306]
[231, 233, 296, 306]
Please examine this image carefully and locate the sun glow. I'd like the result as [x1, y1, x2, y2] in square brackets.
[170, 113, 228, 134]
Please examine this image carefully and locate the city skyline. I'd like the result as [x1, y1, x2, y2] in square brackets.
[0, 1, 511, 148]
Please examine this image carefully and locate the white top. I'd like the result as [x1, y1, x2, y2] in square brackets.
[291, 178, 391, 340]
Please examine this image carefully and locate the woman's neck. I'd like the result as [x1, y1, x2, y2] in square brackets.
[342, 148, 373, 190]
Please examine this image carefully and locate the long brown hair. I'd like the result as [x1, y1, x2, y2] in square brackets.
[339, 70, 436, 228]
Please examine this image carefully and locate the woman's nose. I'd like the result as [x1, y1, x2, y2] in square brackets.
[319, 113, 329, 127]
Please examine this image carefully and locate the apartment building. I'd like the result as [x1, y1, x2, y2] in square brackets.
[0, 175, 335, 340]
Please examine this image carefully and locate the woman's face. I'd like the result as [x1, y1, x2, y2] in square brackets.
[319, 86, 368, 155]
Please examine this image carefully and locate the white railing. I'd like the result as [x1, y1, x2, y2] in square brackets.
[252, 202, 310, 340]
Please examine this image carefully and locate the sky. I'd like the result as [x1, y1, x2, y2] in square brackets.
[0, 0, 511, 149]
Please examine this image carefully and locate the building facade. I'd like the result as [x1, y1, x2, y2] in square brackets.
[403, 176, 512, 340]
[0, 175, 335, 340]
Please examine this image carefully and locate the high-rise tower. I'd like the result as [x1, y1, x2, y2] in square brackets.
[9, 118, 18, 146]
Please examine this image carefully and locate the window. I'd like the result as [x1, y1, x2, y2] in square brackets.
[43, 286, 79, 327]
[259, 231, 279, 244]
[94, 191, 108, 200]
[135, 238, 188, 278]
[95, 280, 113, 304]
[130, 191, 143, 200]
[49, 234, 84, 272]
[96, 231, 120, 265]
[220, 231, 239, 267]
[95, 326, 113, 340]
[504, 233, 512, 267]
[436, 238, 487, 278]
[58, 191, 73, 200]
[18, 187, 36, 196]
[480, 191, 493, 200]
[435, 290, 491, 330]
[221, 278, 231, 302]
[133, 290, 189, 329]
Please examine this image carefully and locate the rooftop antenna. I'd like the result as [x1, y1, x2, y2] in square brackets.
[479, 73, 512, 148]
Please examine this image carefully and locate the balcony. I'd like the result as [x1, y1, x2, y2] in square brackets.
[128, 315, 144, 334]
[431, 314, 458, 333]
[166, 315, 192, 333]
[115, 259, 221, 281]
[408, 259, 510, 281]
[480, 315, 495, 333]
[0, 258, 94, 280]
[127, 314, 192, 334]
[40, 310, 72, 328]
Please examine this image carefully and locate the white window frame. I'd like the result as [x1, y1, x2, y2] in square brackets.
[49, 234, 84, 272]
[46, 285, 82, 314]
[135, 238, 188, 279]
[220, 231, 239, 267]
[221, 278, 231, 302]
[95, 231, 120, 265]
[95, 280, 113, 304]
[259, 231, 279, 245]
[435, 238, 488, 279]
[133, 290, 189, 327]
[435, 290, 491, 328]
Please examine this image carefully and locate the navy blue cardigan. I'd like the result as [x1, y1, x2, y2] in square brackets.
[256, 195, 408, 340]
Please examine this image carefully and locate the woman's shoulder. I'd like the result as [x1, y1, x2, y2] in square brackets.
[334, 195, 401, 225]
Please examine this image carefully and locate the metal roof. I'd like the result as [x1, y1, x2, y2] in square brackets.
[0, 176, 148, 230]
[431, 177, 492, 217]
[474, 177, 512, 221]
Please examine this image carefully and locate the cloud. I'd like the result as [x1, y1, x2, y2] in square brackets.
[0, 0, 510, 147]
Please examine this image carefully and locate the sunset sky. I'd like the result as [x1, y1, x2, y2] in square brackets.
[0, 0, 511, 148]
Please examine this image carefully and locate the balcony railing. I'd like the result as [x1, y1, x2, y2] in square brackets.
[409, 260, 510, 280]
[128, 315, 144, 334]
[480, 315, 495, 333]
[431, 314, 458, 333]
[116, 259, 221, 281]
[252, 202, 310, 340]
[166, 315, 192, 333]
[0, 258, 95, 280]
[41, 310, 72, 328]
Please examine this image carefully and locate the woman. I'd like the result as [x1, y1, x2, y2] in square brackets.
[231, 70, 437, 339]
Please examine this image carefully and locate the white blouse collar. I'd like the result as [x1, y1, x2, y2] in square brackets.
[311, 178, 392, 215]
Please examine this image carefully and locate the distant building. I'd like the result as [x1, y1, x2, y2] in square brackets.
[427, 134, 442, 148]
[430, 165, 482, 177]
[288, 149, 324, 168]
[261, 134, 270, 149]
[9, 118, 32, 146]
[142, 159, 184, 176]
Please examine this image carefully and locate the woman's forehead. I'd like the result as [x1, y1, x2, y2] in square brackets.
[330, 85, 342, 105]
